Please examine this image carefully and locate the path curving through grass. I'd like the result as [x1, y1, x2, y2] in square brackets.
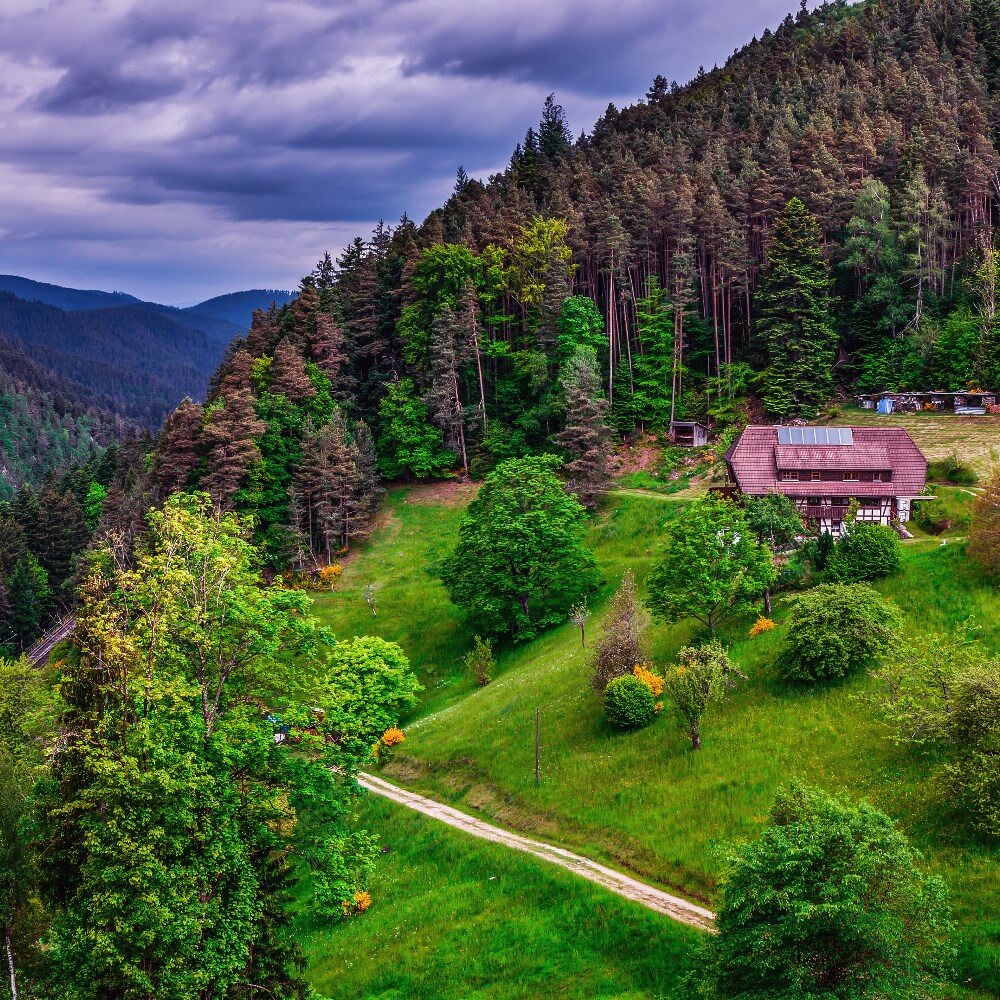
[358, 770, 717, 932]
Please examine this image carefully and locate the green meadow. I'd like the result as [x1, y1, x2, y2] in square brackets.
[307, 483, 1000, 998]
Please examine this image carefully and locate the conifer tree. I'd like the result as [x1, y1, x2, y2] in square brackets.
[311, 312, 356, 405]
[269, 338, 315, 403]
[153, 397, 203, 498]
[427, 306, 469, 471]
[757, 198, 835, 417]
[201, 389, 266, 510]
[556, 347, 613, 508]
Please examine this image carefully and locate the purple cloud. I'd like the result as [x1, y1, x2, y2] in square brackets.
[0, 0, 814, 302]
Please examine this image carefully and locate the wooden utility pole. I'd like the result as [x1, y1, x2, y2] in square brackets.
[534, 708, 540, 787]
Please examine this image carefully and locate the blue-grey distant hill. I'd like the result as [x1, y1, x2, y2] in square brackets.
[187, 289, 294, 329]
[0, 275, 296, 429]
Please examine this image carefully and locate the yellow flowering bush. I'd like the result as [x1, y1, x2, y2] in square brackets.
[749, 615, 776, 638]
[633, 663, 665, 697]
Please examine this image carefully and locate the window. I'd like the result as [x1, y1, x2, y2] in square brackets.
[873, 471, 883, 482]
[782, 471, 799, 481]
[811, 471, 821, 482]
[843, 471, 859, 482]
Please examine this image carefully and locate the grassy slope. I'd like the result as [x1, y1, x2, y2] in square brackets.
[832, 408, 1000, 480]
[310, 484, 1000, 997]
[301, 795, 698, 999]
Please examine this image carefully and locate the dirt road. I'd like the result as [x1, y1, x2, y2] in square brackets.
[358, 770, 716, 932]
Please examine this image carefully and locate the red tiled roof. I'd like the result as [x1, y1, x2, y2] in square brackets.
[774, 444, 891, 470]
[725, 426, 927, 497]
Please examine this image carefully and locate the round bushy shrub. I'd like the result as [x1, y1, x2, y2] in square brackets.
[604, 674, 656, 730]
[778, 583, 901, 682]
[825, 522, 902, 582]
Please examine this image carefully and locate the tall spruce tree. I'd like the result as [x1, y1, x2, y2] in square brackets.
[756, 198, 836, 417]
[555, 347, 614, 508]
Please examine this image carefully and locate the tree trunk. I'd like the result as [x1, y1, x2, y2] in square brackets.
[6, 924, 17, 1000]
[690, 720, 702, 751]
[764, 590, 772, 616]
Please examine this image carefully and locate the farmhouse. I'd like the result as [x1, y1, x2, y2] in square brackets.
[725, 425, 927, 536]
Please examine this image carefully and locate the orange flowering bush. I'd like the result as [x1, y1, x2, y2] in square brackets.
[633, 663, 665, 698]
[381, 726, 405, 747]
[342, 890, 372, 916]
[749, 616, 776, 638]
[314, 563, 343, 589]
[372, 727, 405, 766]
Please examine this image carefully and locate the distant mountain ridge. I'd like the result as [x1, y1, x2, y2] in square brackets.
[186, 289, 295, 328]
[0, 276, 295, 431]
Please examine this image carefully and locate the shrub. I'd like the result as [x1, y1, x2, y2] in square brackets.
[748, 615, 775, 638]
[465, 635, 495, 686]
[690, 784, 954, 998]
[928, 453, 978, 485]
[825, 521, 902, 582]
[913, 497, 953, 535]
[604, 674, 656, 731]
[803, 530, 834, 573]
[779, 583, 901, 682]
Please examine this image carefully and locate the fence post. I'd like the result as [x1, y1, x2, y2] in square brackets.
[534, 707, 540, 787]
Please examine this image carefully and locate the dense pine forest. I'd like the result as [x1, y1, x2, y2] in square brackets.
[139, 0, 1000, 566]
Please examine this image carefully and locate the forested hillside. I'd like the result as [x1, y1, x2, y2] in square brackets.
[150, 0, 1000, 568]
[0, 335, 126, 497]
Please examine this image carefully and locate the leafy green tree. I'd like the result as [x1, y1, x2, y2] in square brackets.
[663, 641, 745, 750]
[7, 554, 50, 649]
[692, 784, 954, 999]
[556, 296, 605, 362]
[440, 455, 598, 640]
[40, 494, 385, 999]
[743, 493, 803, 613]
[872, 631, 1000, 836]
[826, 521, 902, 583]
[779, 582, 901, 682]
[323, 636, 421, 758]
[376, 379, 454, 480]
[646, 496, 775, 635]
[0, 656, 55, 998]
[757, 198, 836, 417]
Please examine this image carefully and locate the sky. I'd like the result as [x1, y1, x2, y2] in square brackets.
[0, 0, 810, 305]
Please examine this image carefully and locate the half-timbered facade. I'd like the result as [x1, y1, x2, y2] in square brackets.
[725, 426, 928, 536]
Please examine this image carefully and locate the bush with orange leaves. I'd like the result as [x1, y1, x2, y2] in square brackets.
[633, 663, 665, 697]
[749, 616, 776, 638]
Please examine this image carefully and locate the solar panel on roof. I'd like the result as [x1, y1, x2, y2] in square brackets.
[775, 426, 854, 445]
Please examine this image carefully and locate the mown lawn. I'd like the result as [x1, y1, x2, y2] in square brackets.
[300, 795, 699, 999]
[831, 407, 1000, 480]
[305, 484, 999, 997]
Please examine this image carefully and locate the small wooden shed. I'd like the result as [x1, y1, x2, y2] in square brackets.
[670, 421, 711, 447]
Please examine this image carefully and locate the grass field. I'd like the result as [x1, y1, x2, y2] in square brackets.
[305, 483, 1000, 997]
[831, 407, 1000, 480]
[301, 795, 699, 999]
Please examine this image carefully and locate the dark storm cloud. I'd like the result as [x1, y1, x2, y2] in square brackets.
[0, 0, 814, 302]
